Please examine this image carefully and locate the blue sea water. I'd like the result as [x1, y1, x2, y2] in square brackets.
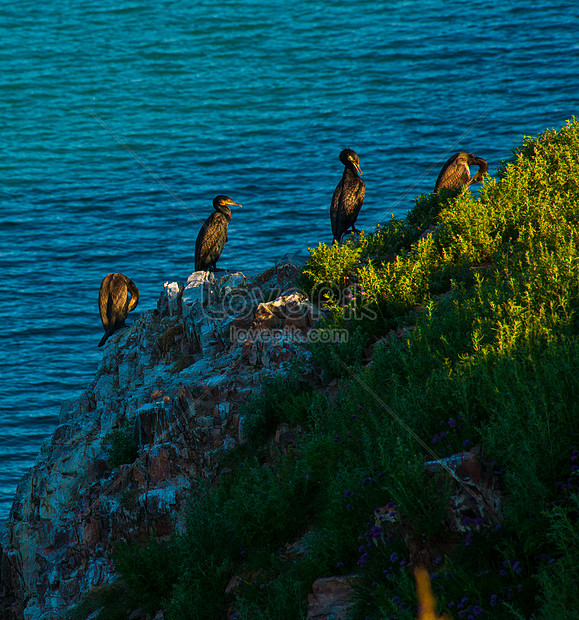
[0, 0, 578, 522]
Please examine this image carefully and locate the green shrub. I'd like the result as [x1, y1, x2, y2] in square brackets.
[105, 421, 138, 468]
[115, 119, 579, 619]
[240, 368, 315, 446]
[538, 490, 579, 617]
[65, 582, 136, 620]
[114, 537, 182, 613]
[299, 235, 367, 296]
[309, 324, 371, 380]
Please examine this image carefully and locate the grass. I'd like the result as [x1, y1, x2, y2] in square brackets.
[84, 119, 579, 618]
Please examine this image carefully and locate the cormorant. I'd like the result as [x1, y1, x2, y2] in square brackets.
[330, 148, 365, 244]
[434, 152, 489, 192]
[98, 273, 139, 347]
[195, 195, 242, 271]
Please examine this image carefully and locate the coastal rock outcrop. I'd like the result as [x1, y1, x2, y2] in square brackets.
[0, 258, 319, 619]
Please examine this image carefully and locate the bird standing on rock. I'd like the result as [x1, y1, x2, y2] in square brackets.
[195, 195, 242, 271]
[434, 152, 489, 192]
[98, 273, 139, 347]
[330, 148, 365, 244]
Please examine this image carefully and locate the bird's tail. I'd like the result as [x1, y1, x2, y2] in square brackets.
[98, 330, 112, 347]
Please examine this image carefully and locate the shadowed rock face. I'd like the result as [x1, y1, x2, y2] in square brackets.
[0, 257, 320, 619]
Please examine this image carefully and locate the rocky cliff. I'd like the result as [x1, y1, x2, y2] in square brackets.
[0, 258, 320, 619]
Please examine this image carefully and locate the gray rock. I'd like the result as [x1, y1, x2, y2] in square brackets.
[0, 263, 317, 618]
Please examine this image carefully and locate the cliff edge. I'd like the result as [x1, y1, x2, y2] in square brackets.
[0, 258, 318, 619]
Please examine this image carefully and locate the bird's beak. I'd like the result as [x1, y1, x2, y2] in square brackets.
[350, 157, 363, 175]
[230, 201, 242, 208]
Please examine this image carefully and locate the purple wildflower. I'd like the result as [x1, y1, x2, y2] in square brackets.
[370, 525, 383, 539]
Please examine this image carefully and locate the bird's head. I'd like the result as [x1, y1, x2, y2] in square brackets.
[339, 148, 363, 176]
[466, 154, 489, 183]
[213, 195, 243, 212]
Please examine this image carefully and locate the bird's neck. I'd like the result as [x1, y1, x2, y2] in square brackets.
[215, 207, 232, 220]
[344, 166, 360, 180]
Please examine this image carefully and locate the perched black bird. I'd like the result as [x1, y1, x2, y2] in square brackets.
[434, 152, 489, 192]
[330, 148, 365, 243]
[98, 273, 139, 347]
[195, 195, 242, 271]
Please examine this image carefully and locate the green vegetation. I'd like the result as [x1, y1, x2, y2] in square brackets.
[105, 420, 138, 469]
[92, 120, 579, 618]
[66, 582, 137, 620]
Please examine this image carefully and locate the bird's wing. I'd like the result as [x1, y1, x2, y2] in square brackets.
[195, 214, 213, 268]
[98, 275, 111, 330]
[341, 177, 365, 224]
[354, 181, 365, 215]
[199, 213, 229, 265]
[435, 158, 470, 190]
[330, 181, 343, 238]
